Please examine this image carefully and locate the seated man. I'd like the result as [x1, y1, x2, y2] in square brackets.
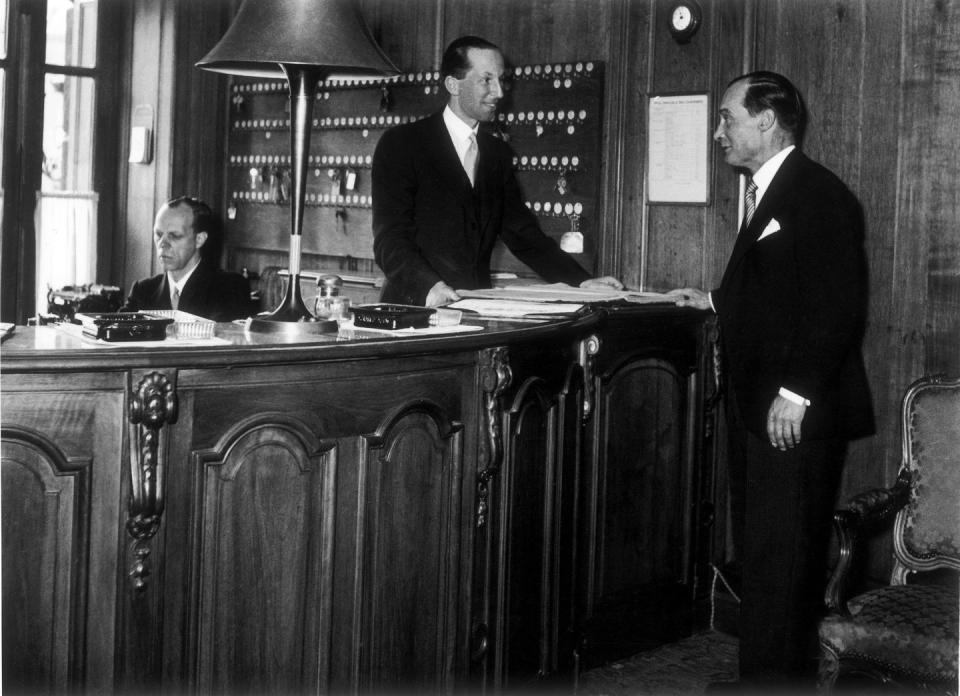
[121, 196, 250, 321]
[372, 35, 623, 307]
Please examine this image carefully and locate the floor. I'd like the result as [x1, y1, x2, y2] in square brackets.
[575, 631, 739, 696]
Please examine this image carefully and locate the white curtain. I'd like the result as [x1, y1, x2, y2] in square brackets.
[35, 190, 98, 313]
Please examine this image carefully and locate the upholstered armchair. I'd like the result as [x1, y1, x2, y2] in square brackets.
[818, 375, 960, 693]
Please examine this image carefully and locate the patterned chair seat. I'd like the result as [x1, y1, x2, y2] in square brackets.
[820, 583, 959, 684]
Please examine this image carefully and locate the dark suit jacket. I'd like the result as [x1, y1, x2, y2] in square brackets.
[372, 112, 590, 305]
[120, 262, 251, 322]
[712, 149, 873, 440]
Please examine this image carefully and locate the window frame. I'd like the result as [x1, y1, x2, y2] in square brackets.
[1, 0, 125, 323]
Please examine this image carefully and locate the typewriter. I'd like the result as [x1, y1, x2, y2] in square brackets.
[47, 284, 123, 321]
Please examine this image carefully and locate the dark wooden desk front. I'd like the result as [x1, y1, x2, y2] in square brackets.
[1, 305, 716, 695]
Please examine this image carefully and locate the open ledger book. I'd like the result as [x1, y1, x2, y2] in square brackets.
[448, 283, 674, 319]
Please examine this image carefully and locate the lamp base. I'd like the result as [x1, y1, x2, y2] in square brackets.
[247, 281, 339, 335]
[247, 314, 339, 335]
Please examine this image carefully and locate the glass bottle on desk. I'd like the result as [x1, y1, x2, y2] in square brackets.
[315, 275, 351, 321]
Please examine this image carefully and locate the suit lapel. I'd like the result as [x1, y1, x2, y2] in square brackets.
[179, 263, 218, 312]
[151, 275, 172, 310]
[722, 150, 803, 286]
[423, 113, 475, 205]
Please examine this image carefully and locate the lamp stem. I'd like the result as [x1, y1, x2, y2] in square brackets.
[248, 65, 337, 333]
[286, 64, 319, 273]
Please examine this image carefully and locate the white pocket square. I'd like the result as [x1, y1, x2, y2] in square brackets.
[758, 218, 781, 240]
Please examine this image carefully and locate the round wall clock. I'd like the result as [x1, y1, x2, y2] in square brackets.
[669, 1, 702, 43]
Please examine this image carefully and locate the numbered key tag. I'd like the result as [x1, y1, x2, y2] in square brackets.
[556, 171, 568, 196]
[560, 214, 583, 254]
[227, 201, 238, 220]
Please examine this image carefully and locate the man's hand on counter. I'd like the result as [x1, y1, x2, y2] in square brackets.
[666, 287, 713, 311]
[426, 281, 462, 307]
[580, 276, 625, 291]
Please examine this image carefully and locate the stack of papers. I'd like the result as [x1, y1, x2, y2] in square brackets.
[449, 283, 674, 318]
[448, 299, 584, 319]
[458, 283, 674, 305]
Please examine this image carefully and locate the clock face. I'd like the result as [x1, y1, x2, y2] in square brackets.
[672, 6, 692, 31]
[669, 1, 701, 41]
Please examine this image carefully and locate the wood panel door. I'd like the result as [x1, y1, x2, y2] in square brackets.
[579, 310, 713, 666]
[148, 358, 475, 696]
[481, 339, 585, 691]
[1, 375, 126, 695]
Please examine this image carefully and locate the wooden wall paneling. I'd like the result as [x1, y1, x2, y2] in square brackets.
[881, 0, 944, 474]
[911, 0, 960, 377]
[94, 2, 127, 290]
[440, 0, 612, 65]
[839, 0, 907, 511]
[360, 0, 441, 71]
[831, 0, 909, 579]
[759, 0, 865, 174]
[123, 0, 167, 294]
[603, 0, 653, 290]
[171, 0, 232, 245]
[642, 0, 715, 292]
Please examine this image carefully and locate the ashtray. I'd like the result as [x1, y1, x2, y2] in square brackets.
[352, 304, 436, 330]
[75, 312, 174, 342]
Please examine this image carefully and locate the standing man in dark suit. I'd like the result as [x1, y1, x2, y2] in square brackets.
[372, 35, 622, 306]
[670, 71, 873, 689]
[120, 196, 250, 321]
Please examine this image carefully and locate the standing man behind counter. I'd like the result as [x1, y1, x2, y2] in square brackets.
[120, 196, 251, 322]
[669, 71, 873, 689]
[372, 36, 623, 307]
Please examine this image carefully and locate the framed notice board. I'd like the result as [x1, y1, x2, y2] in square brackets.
[646, 92, 711, 205]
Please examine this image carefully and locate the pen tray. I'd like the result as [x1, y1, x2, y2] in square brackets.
[352, 304, 436, 330]
[75, 312, 174, 342]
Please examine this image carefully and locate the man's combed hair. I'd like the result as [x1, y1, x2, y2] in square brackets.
[440, 36, 500, 80]
[732, 70, 807, 146]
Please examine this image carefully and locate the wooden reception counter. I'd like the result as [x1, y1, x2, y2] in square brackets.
[1, 305, 717, 695]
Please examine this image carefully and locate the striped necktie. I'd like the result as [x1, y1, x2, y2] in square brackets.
[171, 286, 179, 310]
[463, 133, 478, 187]
[744, 178, 757, 228]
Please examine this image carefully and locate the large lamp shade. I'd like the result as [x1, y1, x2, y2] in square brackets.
[197, 0, 398, 333]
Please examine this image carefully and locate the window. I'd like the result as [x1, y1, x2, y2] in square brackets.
[1, 0, 121, 323]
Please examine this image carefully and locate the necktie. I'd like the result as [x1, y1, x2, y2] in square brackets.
[744, 178, 757, 228]
[171, 286, 179, 310]
[463, 133, 478, 186]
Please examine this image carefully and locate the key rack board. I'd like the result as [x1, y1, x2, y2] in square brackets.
[224, 61, 605, 281]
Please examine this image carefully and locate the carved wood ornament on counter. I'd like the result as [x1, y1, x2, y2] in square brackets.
[476, 346, 512, 529]
[126, 370, 178, 590]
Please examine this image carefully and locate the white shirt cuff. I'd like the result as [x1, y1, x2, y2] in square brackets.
[779, 387, 811, 406]
[707, 291, 716, 312]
